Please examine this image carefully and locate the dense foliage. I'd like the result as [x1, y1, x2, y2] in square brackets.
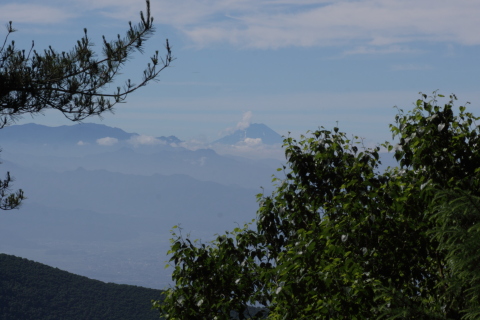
[0, 254, 164, 320]
[155, 93, 480, 319]
[431, 190, 480, 320]
[0, 0, 172, 210]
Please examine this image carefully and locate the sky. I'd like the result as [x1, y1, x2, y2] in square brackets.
[2, 0, 480, 150]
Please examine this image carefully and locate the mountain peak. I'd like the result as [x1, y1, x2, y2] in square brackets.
[213, 123, 283, 145]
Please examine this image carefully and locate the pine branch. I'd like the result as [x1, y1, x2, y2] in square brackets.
[0, 0, 173, 127]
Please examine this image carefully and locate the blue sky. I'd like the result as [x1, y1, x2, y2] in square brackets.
[2, 0, 480, 150]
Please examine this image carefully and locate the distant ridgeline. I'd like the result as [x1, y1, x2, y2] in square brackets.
[0, 254, 164, 320]
[0, 123, 183, 146]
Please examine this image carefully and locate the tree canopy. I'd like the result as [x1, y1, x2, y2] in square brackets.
[0, 0, 172, 210]
[155, 93, 480, 319]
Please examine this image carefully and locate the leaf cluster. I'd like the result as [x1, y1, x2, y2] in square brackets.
[156, 225, 268, 319]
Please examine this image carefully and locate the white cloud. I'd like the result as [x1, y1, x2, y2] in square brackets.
[179, 0, 480, 49]
[127, 135, 166, 146]
[96, 137, 118, 146]
[0, 3, 74, 24]
[77, 140, 88, 146]
[236, 111, 252, 130]
[7, 0, 480, 49]
[179, 139, 209, 151]
[212, 140, 284, 160]
[179, 136, 283, 159]
[219, 111, 253, 136]
[243, 137, 262, 146]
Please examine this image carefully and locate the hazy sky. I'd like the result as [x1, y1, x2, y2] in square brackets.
[2, 0, 480, 146]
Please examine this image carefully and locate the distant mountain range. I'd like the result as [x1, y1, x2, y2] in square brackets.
[0, 122, 282, 147]
[0, 123, 134, 145]
[0, 123, 183, 146]
[213, 123, 284, 145]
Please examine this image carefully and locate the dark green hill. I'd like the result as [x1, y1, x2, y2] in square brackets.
[0, 254, 163, 320]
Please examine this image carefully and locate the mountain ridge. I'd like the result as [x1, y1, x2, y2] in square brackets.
[0, 122, 183, 146]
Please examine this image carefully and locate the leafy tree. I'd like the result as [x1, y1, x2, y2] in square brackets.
[431, 190, 480, 320]
[155, 93, 480, 319]
[0, 0, 172, 210]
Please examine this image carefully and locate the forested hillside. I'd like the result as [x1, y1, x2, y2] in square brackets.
[0, 254, 163, 320]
